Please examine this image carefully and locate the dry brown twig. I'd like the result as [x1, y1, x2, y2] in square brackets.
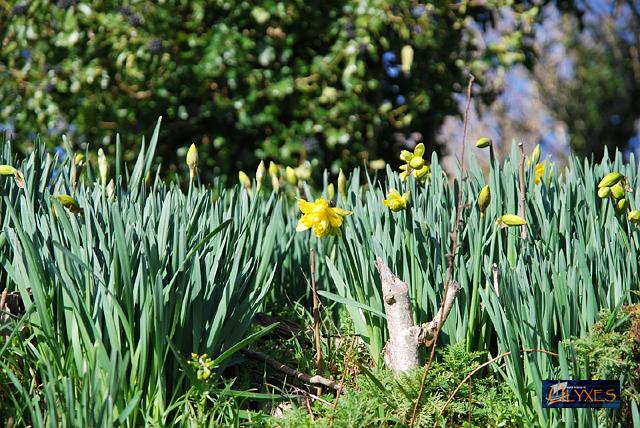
[517, 143, 528, 240]
[409, 74, 475, 428]
[240, 348, 342, 391]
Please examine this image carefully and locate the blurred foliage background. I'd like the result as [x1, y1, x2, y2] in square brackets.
[2, 1, 640, 181]
[1, 0, 538, 180]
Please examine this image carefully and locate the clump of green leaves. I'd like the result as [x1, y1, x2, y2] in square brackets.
[270, 343, 524, 427]
[566, 305, 640, 426]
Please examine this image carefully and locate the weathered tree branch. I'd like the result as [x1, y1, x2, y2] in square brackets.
[240, 348, 341, 391]
[375, 257, 459, 372]
[417, 281, 459, 344]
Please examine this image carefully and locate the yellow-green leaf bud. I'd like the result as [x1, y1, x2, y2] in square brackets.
[256, 161, 266, 190]
[497, 214, 526, 227]
[475, 137, 491, 148]
[187, 143, 198, 179]
[327, 183, 335, 200]
[0, 165, 17, 176]
[238, 171, 251, 189]
[597, 187, 611, 199]
[598, 172, 623, 189]
[268, 161, 279, 177]
[285, 166, 297, 185]
[338, 169, 347, 196]
[478, 185, 491, 216]
[611, 183, 625, 200]
[98, 148, 109, 187]
[616, 198, 629, 214]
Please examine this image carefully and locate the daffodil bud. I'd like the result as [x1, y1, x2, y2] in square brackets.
[497, 214, 526, 228]
[294, 161, 311, 181]
[268, 161, 279, 177]
[401, 45, 414, 75]
[598, 172, 623, 189]
[369, 159, 386, 170]
[327, 183, 335, 200]
[55, 194, 83, 214]
[285, 166, 297, 185]
[238, 171, 251, 189]
[187, 143, 198, 180]
[98, 148, 109, 187]
[270, 175, 279, 192]
[106, 179, 115, 199]
[478, 185, 491, 216]
[74, 153, 85, 165]
[611, 183, 625, 200]
[531, 144, 541, 164]
[256, 161, 266, 190]
[0, 165, 18, 176]
[629, 210, 640, 224]
[598, 187, 611, 199]
[616, 198, 629, 214]
[475, 137, 491, 148]
[0, 165, 24, 188]
[338, 169, 347, 196]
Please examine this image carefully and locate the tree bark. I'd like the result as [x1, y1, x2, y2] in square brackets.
[375, 257, 460, 373]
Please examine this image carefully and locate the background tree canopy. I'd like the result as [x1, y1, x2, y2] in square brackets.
[1, 0, 539, 180]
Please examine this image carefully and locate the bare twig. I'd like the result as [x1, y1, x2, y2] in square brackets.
[240, 348, 342, 391]
[330, 335, 357, 427]
[310, 248, 323, 396]
[432, 348, 559, 428]
[517, 143, 528, 240]
[409, 74, 475, 428]
[417, 281, 459, 344]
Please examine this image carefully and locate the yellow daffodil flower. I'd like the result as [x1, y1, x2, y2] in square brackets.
[296, 197, 351, 238]
[383, 189, 409, 212]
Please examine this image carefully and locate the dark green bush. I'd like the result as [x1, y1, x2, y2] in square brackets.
[1, 1, 538, 180]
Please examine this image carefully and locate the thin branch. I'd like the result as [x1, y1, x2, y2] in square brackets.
[310, 248, 323, 396]
[432, 348, 559, 428]
[330, 335, 357, 427]
[517, 143, 528, 240]
[240, 348, 342, 391]
[417, 281, 459, 343]
[410, 74, 475, 428]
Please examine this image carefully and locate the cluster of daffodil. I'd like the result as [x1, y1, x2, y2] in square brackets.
[597, 171, 640, 222]
[399, 143, 430, 183]
[189, 353, 215, 381]
[0, 164, 25, 189]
